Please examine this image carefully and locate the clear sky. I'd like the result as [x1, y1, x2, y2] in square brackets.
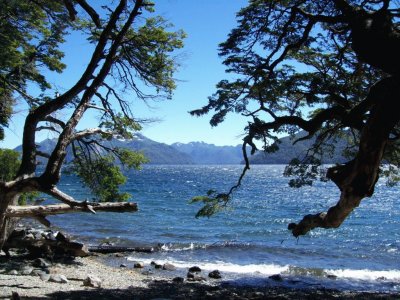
[1, 0, 250, 149]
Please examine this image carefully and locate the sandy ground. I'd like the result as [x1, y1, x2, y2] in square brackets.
[0, 253, 399, 300]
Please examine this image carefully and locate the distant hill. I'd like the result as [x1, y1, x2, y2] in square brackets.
[171, 142, 244, 164]
[15, 134, 193, 165]
[14, 131, 349, 165]
[247, 132, 348, 164]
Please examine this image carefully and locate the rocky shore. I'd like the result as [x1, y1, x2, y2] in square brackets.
[1, 225, 399, 299]
[1, 252, 399, 299]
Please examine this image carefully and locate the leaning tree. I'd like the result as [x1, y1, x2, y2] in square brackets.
[0, 0, 184, 250]
[191, 0, 400, 236]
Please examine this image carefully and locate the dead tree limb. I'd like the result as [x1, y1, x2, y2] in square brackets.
[6, 202, 138, 218]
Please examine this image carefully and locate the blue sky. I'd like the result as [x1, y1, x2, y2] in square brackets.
[1, 0, 250, 149]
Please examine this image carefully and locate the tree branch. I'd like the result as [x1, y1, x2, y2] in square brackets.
[75, 0, 101, 28]
[288, 76, 400, 236]
[18, 0, 129, 177]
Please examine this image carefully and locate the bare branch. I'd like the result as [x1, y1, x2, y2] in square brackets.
[6, 202, 138, 218]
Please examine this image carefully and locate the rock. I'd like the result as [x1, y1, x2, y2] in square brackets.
[56, 231, 69, 242]
[11, 292, 20, 300]
[162, 263, 176, 271]
[377, 276, 387, 281]
[151, 261, 163, 269]
[172, 276, 184, 283]
[20, 266, 33, 275]
[39, 273, 50, 282]
[327, 274, 337, 280]
[33, 258, 51, 268]
[83, 275, 102, 288]
[24, 233, 35, 240]
[120, 264, 127, 268]
[208, 270, 222, 279]
[187, 274, 206, 282]
[32, 269, 48, 276]
[142, 270, 154, 276]
[133, 262, 144, 269]
[188, 266, 201, 273]
[250, 292, 265, 298]
[49, 274, 69, 284]
[8, 270, 18, 275]
[269, 274, 283, 281]
[114, 253, 124, 257]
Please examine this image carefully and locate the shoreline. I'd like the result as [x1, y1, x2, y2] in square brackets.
[1, 252, 399, 299]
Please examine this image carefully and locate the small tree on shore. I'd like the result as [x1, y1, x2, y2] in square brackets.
[0, 0, 184, 250]
[191, 0, 400, 236]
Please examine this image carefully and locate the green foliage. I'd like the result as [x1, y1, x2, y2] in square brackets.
[0, 0, 69, 137]
[114, 16, 186, 97]
[190, 0, 398, 217]
[0, 149, 39, 205]
[0, 149, 20, 181]
[70, 149, 147, 203]
[190, 190, 229, 218]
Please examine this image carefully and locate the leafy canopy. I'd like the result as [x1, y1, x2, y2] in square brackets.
[191, 0, 400, 220]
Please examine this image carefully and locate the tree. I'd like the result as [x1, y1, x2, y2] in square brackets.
[191, 0, 400, 237]
[0, 0, 184, 250]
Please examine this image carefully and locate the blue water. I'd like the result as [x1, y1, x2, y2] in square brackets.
[49, 165, 400, 292]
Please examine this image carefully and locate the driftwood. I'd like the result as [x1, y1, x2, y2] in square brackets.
[5, 202, 138, 227]
[88, 245, 157, 254]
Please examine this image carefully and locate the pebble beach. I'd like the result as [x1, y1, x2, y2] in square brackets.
[1, 252, 399, 300]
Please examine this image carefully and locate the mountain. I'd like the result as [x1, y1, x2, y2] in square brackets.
[247, 132, 348, 164]
[15, 133, 193, 165]
[14, 131, 348, 166]
[171, 142, 244, 164]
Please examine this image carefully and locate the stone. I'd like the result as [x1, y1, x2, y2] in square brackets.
[115, 253, 124, 257]
[120, 264, 127, 268]
[83, 275, 102, 288]
[133, 262, 144, 269]
[8, 270, 18, 275]
[56, 231, 69, 242]
[24, 233, 35, 240]
[32, 269, 47, 276]
[162, 263, 176, 271]
[327, 274, 337, 280]
[187, 274, 206, 282]
[20, 266, 33, 275]
[142, 270, 154, 276]
[49, 274, 69, 284]
[154, 264, 162, 269]
[269, 274, 283, 281]
[39, 273, 50, 282]
[33, 258, 51, 268]
[208, 270, 222, 279]
[188, 266, 201, 273]
[172, 276, 184, 283]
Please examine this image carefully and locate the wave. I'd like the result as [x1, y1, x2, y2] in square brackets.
[154, 241, 253, 252]
[127, 256, 289, 275]
[326, 268, 400, 281]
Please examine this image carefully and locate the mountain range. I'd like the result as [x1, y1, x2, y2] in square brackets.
[14, 132, 347, 165]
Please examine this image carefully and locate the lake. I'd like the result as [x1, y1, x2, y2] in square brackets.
[48, 165, 400, 292]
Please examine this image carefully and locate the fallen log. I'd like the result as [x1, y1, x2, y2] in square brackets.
[6, 202, 138, 218]
[88, 245, 158, 254]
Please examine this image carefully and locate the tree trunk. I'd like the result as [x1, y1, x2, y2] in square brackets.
[0, 188, 20, 251]
[288, 76, 400, 236]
